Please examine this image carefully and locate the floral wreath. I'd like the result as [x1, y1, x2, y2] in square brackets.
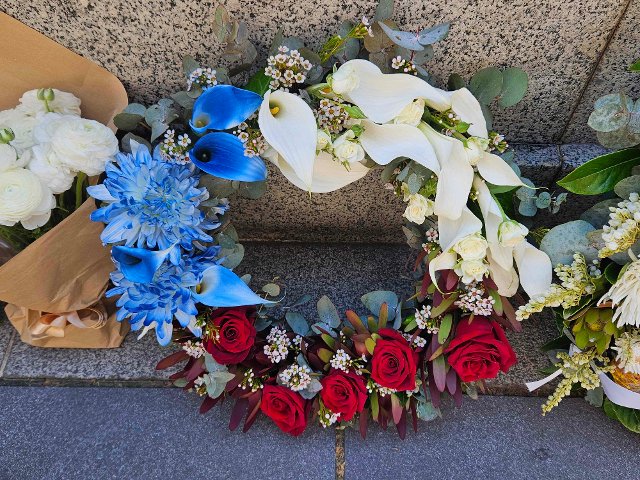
[90, 2, 554, 437]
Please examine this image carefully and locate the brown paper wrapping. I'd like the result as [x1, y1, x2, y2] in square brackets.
[0, 13, 130, 348]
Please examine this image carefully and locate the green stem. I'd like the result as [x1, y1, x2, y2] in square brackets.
[75, 172, 87, 210]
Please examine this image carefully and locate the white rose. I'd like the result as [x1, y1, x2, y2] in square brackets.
[452, 233, 488, 261]
[393, 99, 426, 127]
[0, 108, 38, 154]
[0, 167, 56, 230]
[403, 194, 434, 225]
[455, 259, 490, 284]
[18, 89, 81, 117]
[498, 220, 529, 247]
[29, 145, 77, 194]
[331, 65, 359, 95]
[0, 144, 18, 172]
[317, 130, 332, 152]
[333, 130, 365, 164]
[41, 115, 118, 176]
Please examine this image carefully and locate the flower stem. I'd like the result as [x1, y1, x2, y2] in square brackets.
[75, 172, 87, 210]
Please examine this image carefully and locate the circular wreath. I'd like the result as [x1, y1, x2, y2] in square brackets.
[91, 3, 553, 437]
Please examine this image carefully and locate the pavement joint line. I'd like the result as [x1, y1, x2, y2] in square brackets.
[0, 328, 17, 378]
[335, 429, 345, 480]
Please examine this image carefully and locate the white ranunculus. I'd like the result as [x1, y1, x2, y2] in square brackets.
[18, 89, 81, 117]
[331, 64, 360, 95]
[0, 144, 18, 172]
[40, 114, 118, 176]
[498, 220, 529, 247]
[393, 99, 426, 127]
[0, 167, 56, 229]
[455, 259, 490, 284]
[332, 130, 365, 164]
[403, 193, 434, 225]
[0, 108, 38, 154]
[452, 233, 488, 261]
[316, 130, 332, 152]
[29, 144, 77, 194]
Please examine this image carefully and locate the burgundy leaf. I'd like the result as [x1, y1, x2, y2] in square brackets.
[200, 395, 221, 414]
[410, 398, 418, 433]
[453, 378, 463, 407]
[420, 271, 431, 298]
[445, 367, 458, 395]
[229, 397, 249, 431]
[155, 350, 188, 370]
[414, 249, 427, 271]
[359, 408, 369, 439]
[243, 391, 263, 433]
[186, 358, 206, 382]
[395, 407, 407, 440]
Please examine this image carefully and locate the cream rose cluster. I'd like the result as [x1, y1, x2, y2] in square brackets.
[0, 88, 118, 229]
[453, 233, 490, 284]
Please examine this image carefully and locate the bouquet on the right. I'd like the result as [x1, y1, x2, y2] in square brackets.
[524, 59, 640, 432]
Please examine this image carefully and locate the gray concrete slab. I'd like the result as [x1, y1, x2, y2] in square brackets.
[346, 396, 640, 480]
[0, 386, 335, 480]
[0, 307, 16, 377]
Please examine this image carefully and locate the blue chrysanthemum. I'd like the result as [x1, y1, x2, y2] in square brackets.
[88, 145, 228, 251]
[107, 247, 220, 346]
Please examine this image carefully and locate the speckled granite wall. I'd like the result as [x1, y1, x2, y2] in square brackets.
[1, 0, 633, 144]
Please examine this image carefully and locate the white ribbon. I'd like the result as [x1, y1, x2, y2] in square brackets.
[526, 344, 640, 410]
[31, 305, 107, 339]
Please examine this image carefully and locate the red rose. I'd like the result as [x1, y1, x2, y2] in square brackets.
[204, 307, 256, 364]
[320, 369, 367, 422]
[370, 328, 419, 391]
[260, 385, 308, 436]
[445, 316, 517, 382]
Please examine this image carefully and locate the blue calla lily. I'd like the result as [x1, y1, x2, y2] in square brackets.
[112, 245, 175, 284]
[190, 85, 262, 134]
[192, 265, 274, 307]
[190, 132, 267, 182]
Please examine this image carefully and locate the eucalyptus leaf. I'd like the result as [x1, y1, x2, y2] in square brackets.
[417, 23, 450, 45]
[220, 244, 245, 269]
[286, 311, 310, 336]
[238, 181, 267, 199]
[580, 198, 621, 228]
[416, 397, 441, 421]
[498, 67, 528, 108]
[171, 91, 196, 109]
[540, 220, 599, 265]
[557, 147, 640, 194]
[469, 67, 503, 105]
[364, 21, 397, 54]
[150, 121, 169, 142]
[407, 173, 422, 194]
[584, 386, 604, 407]
[588, 95, 632, 132]
[262, 283, 281, 297]
[614, 174, 640, 199]
[361, 291, 398, 318]
[299, 377, 323, 399]
[596, 128, 640, 150]
[377, 22, 424, 51]
[124, 103, 147, 116]
[447, 73, 466, 91]
[374, 0, 394, 21]
[317, 296, 341, 328]
[113, 112, 143, 131]
[182, 55, 200, 77]
[535, 191, 552, 209]
[120, 133, 152, 154]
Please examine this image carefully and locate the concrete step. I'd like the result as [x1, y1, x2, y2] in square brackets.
[0, 242, 558, 395]
[1, 386, 638, 480]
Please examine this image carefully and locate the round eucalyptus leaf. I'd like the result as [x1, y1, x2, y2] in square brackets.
[469, 67, 503, 105]
[580, 198, 620, 228]
[614, 175, 640, 199]
[498, 67, 528, 108]
[540, 220, 599, 266]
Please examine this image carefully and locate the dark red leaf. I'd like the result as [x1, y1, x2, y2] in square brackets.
[225, 372, 243, 393]
[395, 407, 407, 440]
[446, 367, 458, 395]
[359, 408, 369, 439]
[414, 249, 427, 271]
[243, 391, 263, 432]
[229, 398, 249, 431]
[200, 395, 221, 414]
[186, 358, 205, 382]
[155, 350, 188, 370]
[428, 366, 441, 408]
[410, 398, 418, 433]
[453, 378, 463, 407]
[445, 269, 459, 291]
[420, 271, 431, 298]
[169, 370, 188, 381]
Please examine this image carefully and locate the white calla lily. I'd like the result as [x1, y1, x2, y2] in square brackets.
[514, 241, 553, 297]
[443, 88, 488, 138]
[487, 251, 520, 297]
[332, 60, 450, 123]
[474, 177, 514, 270]
[258, 90, 317, 189]
[437, 207, 483, 252]
[418, 123, 523, 220]
[428, 251, 458, 286]
[266, 150, 370, 193]
[359, 121, 440, 174]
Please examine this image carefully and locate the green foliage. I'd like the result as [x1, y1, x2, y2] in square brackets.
[311, 296, 341, 335]
[588, 92, 640, 149]
[203, 354, 236, 398]
[467, 67, 528, 107]
[557, 147, 640, 194]
[515, 180, 567, 217]
[630, 59, 640, 72]
[614, 174, 640, 199]
[212, 4, 257, 75]
[244, 71, 271, 96]
[285, 311, 310, 336]
[361, 291, 399, 321]
[540, 220, 599, 265]
[603, 399, 640, 433]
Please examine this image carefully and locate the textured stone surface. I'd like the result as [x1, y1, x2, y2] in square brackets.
[0, 308, 16, 376]
[346, 396, 640, 479]
[563, 0, 640, 143]
[0, 386, 335, 480]
[0, 0, 629, 143]
[1, 243, 558, 394]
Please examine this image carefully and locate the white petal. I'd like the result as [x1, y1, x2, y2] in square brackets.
[473, 177, 513, 270]
[419, 124, 473, 219]
[445, 88, 487, 138]
[514, 241, 553, 297]
[275, 151, 370, 193]
[359, 121, 439, 174]
[258, 91, 317, 189]
[429, 251, 457, 286]
[338, 60, 450, 123]
[20, 211, 51, 230]
[438, 207, 482, 252]
[477, 152, 523, 187]
[488, 252, 520, 297]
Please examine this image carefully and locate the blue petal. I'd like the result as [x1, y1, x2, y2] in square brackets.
[189, 132, 267, 182]
[192, 265, 274, 307]
[112, 245, 174, 283]
[190, 85, 262, 133]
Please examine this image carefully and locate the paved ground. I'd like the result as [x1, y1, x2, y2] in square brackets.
[1, 386, 638, 480]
